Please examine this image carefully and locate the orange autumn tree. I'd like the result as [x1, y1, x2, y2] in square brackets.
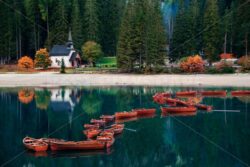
[34, 48, 51, 69]
[18, 56, 34, 71]
[180, 55, 205, 73]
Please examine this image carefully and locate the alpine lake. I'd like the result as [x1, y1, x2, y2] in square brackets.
[0, 86, 250, 167]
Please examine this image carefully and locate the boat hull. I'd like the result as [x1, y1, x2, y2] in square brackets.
[161, 107, 197, 113]
[50, 141, 106, 151]
[23, 137, 48, 152]
[115, 111, 137, 119]
[231, 91, 250, 96]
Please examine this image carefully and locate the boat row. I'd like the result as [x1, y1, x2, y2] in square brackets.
[153, 90, 250, 101]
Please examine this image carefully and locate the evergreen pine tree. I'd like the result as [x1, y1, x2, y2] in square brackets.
[171, 0, 194, 60]
[47, 0, 68, 47]
[203, 0, 220, 63]
[60, 58, 66, 73]
[71, 0, 84, 50]
[83, 0, 99, 42]
[117, 0, 134, 72]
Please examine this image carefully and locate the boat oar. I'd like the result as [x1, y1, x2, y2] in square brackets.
[213, 110, 240, 112]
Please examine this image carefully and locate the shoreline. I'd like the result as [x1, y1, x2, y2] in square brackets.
[0, 73, 250, 87]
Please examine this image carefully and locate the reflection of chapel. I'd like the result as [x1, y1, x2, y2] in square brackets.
[49, 88, 81, 125]
[49, 30, 81, 68]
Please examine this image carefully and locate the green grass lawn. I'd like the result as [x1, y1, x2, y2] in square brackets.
[96, 57, 117, 67]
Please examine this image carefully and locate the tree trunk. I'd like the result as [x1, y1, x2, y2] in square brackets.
[19, 27, 22, 58]
[46, 5, 50, 48]
[245, 32, 248, 56]
[34, 25, 37, 51]
[224, 32, 227, 54]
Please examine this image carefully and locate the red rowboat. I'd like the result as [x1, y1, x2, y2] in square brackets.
[100, 115, 115, 122]
[161, 111, 196, 117]
[132, 108, 156, 116]
[109, 124, 124, 134]
[137, 114, 156, 119]
[231, 90, 250, 96]
[40, 138, 65, 144]
[115, 117, 138, 123]
[100, 129, 115, 137]
[200, 91, 227, 97]
[83, 124, 100, 129]
[115, 111, 137, 119]
[165, 98, 178, 105]
[161, 107, 197, 113]
[83, 129, 101, 139]
[176, 91, 197, 97]
[50, 140, 107, 151]
[90, 119, 106, 126]
[161, 92, 171, 97]
[23, 137, 48, 152]
[195, 104, 213, 111]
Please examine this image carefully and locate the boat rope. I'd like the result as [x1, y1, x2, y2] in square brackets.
[168, 115, 250, 167]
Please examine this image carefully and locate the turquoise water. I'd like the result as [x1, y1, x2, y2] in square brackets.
[0, 86, 249, 167]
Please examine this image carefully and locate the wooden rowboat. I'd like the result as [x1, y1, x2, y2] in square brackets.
[200, 90, 227, 97]
[195, 104, 213, 111]
[231, 90, 250, 96]
[40, 138, 65, 145]
[100, 129, 115, 137]
[100, 115, 115, 122]
[132, 108, 156, 116]
[176, 91, 197, 97]
[115, 117, 138, 123]
[83, 124, 100, 129]
[109, 124, 124, 134]
[96, 136, 115, 148]
[50, 140, 107, 151]
[23, 137, 48, 152]
[115, 111, 137, 119]
[161, 107, 197, 113]
[83, 129, 101, 139]
[90, 119, 106, 126]
[161, 111, 196, 117]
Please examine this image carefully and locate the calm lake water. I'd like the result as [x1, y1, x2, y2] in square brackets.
[0, 86, 250, 167]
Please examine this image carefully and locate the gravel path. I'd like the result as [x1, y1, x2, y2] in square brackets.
[0, 73, 250, 87]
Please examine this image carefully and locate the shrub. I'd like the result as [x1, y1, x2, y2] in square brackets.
[170, 67, 183, 74]
[180, 55, 205, 73]
[238, 56, 250, 71]
[220, 66, 235, 73]
[34, 48, 51, 69]
[152, 66, 167, 74]
[206, 67, 220, 74]
[18, 56, 34, 71]
[215, 60, 235, 73]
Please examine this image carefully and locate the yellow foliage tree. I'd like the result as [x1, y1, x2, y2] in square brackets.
[34, 48, 51, 69]
[18, 56, 34, 71]
[180, 55, 205, 73]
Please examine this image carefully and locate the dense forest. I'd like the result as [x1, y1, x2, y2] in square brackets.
[0, 0, 249, 68]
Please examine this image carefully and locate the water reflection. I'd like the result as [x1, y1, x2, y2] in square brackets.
[0, 86, 249, 167]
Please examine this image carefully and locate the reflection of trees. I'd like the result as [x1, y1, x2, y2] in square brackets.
[35, 89, 51, 110]
[18, 89, 35, 104]
[81, 91, 102, 115]
[237, 96, 250, 103]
